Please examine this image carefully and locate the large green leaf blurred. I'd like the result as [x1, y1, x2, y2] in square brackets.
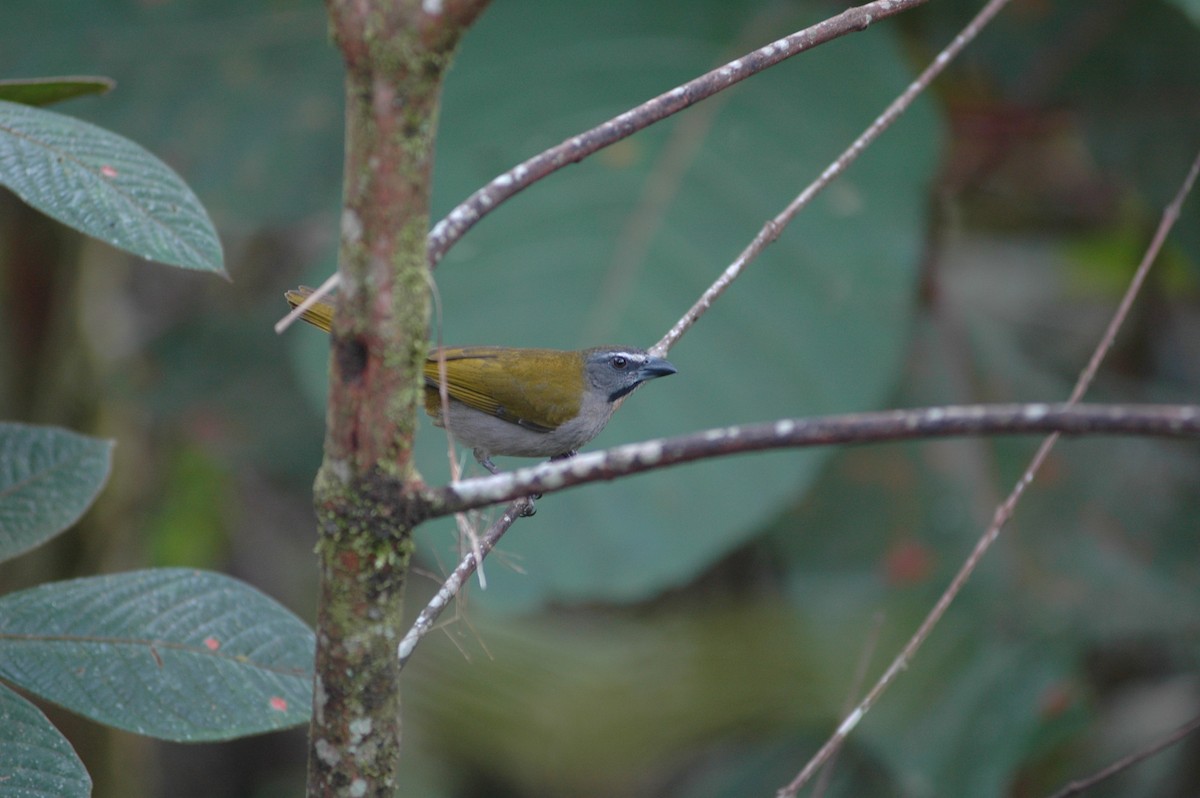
[293, 0, 939, 608]
[402, 600, 849, 795]
[1, 0, 936, 606]
[1166, 0, 1200, 23]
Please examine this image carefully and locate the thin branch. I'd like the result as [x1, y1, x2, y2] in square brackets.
[425, 0, 930, 269]
[1045, 713, 1200, 798]
[397, 496, 532, 669]
[581, 6, 777, 344]
[811, 613, 885, 798]
[779, 145, 1200, 795]
[655, 0, 1011, 356]
[400, 402, 1200, 664]
[1068, 160, 1200, 404]
[419, 403, 1200, 518]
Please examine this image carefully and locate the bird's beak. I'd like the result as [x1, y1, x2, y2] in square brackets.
[639, 356, 677, 381]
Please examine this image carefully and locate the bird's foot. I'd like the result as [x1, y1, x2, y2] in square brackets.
[474, 450, 500, 475]
[472, 450, 537, 516]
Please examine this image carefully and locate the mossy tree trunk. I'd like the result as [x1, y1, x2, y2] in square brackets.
[308, 2, 489, 795]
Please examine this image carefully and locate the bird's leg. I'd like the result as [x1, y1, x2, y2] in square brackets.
[473, 449, 499, 475]
[474, 449, 537, 516]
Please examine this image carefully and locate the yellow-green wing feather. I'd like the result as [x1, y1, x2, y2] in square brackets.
[284, 287, 581, 432]
[423, 348, 508, 420]
[424, 347, 582, 432]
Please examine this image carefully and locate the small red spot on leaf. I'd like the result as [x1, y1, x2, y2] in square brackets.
[269, 696, 288, 712]
[204, 636, 220, 651]
[100, 165, 118, 178]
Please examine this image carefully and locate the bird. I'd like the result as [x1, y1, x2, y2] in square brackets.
[284, 287, 677, 475]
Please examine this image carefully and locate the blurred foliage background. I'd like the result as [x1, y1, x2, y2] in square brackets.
[1, 0, 1198, 796]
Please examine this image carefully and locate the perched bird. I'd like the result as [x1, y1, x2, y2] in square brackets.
[285, 287, 677, 474]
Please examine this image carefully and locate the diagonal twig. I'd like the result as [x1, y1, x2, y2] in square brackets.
[1045, 713, 1200, 798]
[397, 496, 532, 669]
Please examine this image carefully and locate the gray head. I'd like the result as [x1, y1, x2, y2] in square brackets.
[583, 347, 677, 403]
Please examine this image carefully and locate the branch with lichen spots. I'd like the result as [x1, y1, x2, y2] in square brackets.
[415, 403, 1200, 518]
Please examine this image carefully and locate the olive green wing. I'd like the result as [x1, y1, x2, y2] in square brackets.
[424, 347, 581, 432]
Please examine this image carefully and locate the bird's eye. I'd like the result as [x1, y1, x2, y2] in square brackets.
[610, 355, 628, 370]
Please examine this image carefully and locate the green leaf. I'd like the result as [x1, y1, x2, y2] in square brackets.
[0, 569, 314, 741]
[0, 0, 344, 226]
[0, 423, 113, 563]
[0, 76, 115, 107]
[0, 99, 224, 273]
[0, 683, 91, 798]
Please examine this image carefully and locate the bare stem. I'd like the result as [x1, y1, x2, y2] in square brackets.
[811, 613, 885, 798]
[1045, 713, 1200, 798]
[421, 403, 1200, 516]
[397, 497, 532, 669]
